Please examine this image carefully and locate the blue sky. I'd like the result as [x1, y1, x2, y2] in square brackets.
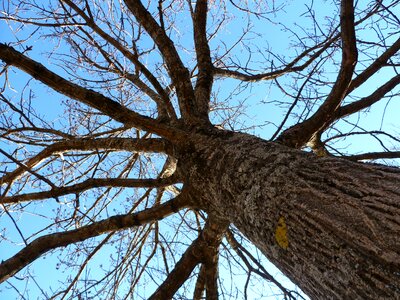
[1, 0, 399, 298]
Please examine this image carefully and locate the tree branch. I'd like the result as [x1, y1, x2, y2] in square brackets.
[276, 0, 358, 148]
[148, 233, 203, 300]
[0, 137, 170, 185]
[149, 220, 226, 300]
[344, 151, 400, 161]
[1, 176, 179, 204]
[193, 0, 213, 117]
[0, 43, 177, 139]
[335, 74, 400, 119]
[0, 194, 188, 283]
[348, 37, 400, 93]
[60, 0, 177, 121]
[204, 244, 219, 300]
[193, 263, 206, 300]
[225, 229, 299, 300]
[123, 0, 200, 123]
[213, 33, 336, 82]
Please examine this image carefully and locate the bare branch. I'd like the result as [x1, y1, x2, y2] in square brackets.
[193, 264, 206, 300]
[324, 130, 400, 145]
[148, 233, 203, 300]
[348, 37, 400, 93]
[0, 126, 75, 140]
[270, 62, 321, 141]
[225, 229, 299, 300]
[0, 194, 189, 283]
[59, 0, 177, 120]
[277, 0, 358, 148]
[335, 74, 400, 119]
[123, 0, 202, 123]
[344, 151, 400, 161]
[1, 176, 179, 204]
[0, 137, 170, 185]
[213, 34, 336, 82]
[193, 0, 213, 117]
[0, 43, 177, 138]
[149, 220, 226, 300]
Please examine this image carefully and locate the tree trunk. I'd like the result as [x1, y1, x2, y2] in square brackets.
[177, 129, 400, 299]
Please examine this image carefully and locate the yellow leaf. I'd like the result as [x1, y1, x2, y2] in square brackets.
[275, 216, 289, 249]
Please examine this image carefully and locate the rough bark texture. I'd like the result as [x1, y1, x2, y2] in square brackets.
[1, 1, 400, 298]
[176, 128, 400, 299]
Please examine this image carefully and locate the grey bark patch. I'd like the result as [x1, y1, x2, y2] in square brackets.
[177, 130, 400, 299]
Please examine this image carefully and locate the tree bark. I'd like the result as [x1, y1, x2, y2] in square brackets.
[177, 129, 400, 299]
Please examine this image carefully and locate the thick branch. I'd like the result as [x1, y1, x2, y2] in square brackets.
[60, 0, 176, 120]
[193, 264, 206, 300]
[0, 195, 188, 283]
[149, 220, 226, 300]
[0, 137, 170, 185]
[123, 0, 200, 123]
[193, 0, 213, 117]
[344, 151, 400, 161]
[348, 37, 400, 93]
[277, 0, 358, 148]
[204, 244, 220, 300]
[335, 74, 400, 119]
[0, 44, 177, 139]
[148, 233, 202, 300]
[1, 176, 179, 204]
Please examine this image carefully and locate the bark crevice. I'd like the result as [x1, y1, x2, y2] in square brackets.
[177, 130, 400, 299]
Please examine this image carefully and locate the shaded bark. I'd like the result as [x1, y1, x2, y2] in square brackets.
[1, 1, 399, 298]
[177, 128, 400, 299]
[149, 220, 226, 300]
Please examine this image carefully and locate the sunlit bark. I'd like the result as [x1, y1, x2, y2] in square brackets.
[177, 129, 400, 299]
[1, 0, 399, 298]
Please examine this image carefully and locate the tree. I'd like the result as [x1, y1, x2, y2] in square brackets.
[0, 0, 399, 298]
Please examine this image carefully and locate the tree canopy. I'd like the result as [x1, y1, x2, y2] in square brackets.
[0, 0, 399, 299]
